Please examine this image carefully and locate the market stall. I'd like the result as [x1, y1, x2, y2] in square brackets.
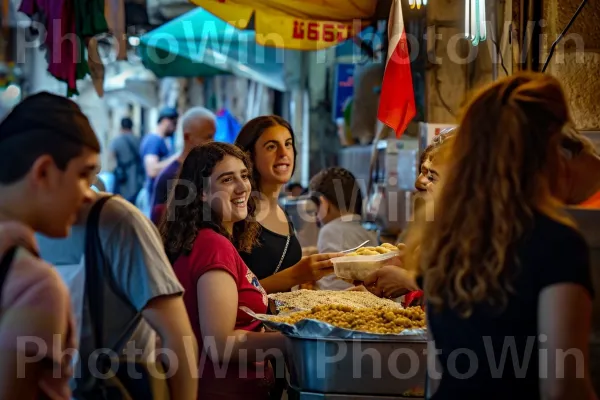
[244, 244, 427, 399]
[252, 289, 427, 399]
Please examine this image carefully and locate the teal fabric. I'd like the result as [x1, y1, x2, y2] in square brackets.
[139, 8, 286, 91]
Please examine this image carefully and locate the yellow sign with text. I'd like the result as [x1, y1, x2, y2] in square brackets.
[190, 0, 376, 50]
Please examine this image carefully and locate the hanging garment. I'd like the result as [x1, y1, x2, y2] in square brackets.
[75, 0, 109, 96]
[20, 0, 109, 96]
[104, 0, 127, 60]
[19, 0, 79, 95]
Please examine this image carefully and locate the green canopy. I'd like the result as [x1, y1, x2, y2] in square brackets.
[139, 8, 287, 91]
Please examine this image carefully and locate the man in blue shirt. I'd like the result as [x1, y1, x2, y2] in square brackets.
[139, 107, 180, 214]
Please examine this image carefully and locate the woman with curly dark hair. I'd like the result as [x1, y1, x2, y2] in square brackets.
[160, 142, 285, 400]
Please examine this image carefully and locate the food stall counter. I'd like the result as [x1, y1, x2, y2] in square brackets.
[253, 290, 428, 399]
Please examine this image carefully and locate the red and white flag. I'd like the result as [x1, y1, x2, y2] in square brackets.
[377, 0, 416, 138]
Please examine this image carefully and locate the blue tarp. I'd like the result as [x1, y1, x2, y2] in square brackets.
[215, 109, 241, 144]
[139, 8, 287, 91]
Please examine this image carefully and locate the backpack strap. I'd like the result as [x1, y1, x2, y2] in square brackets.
[84, 196, 142, 352]
[123, 135, 142, 164]
[76, 195, 144, 395]
[84, 196, 113, 350]
[0, 246, 18, 301]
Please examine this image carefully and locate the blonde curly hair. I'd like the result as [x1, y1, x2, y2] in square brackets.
[405, 72, 574, 317]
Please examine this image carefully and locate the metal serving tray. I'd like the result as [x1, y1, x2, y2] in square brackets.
[285, 335, 427, 397]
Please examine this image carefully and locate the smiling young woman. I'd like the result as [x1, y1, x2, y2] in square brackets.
[235, 116, 340, 294]
[160, 142, 285, 400]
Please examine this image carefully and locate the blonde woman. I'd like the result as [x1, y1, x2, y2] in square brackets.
[405, 73, 597, 400]
[366, 131, 456, 300]
[415, 128, 456, 193]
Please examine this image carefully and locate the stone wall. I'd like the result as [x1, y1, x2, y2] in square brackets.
[543, 0, 600, 130]
[426, 0, 463, 122]
[432, 0, 600, 130]
[425, 0, 512, 123]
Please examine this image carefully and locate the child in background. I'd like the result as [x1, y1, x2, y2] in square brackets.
[309, 167, 378, 290]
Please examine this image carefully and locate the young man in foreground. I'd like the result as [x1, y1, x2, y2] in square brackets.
[0, 92, 100, 399]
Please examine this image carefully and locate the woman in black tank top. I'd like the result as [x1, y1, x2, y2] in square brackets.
[240, 218, 302, 281]
[235, 116, 340, 294]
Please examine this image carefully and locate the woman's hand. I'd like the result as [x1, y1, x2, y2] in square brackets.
[291, 253, 341, 285]
[363, 265, 419, 298]
[380, 243, 406, 268]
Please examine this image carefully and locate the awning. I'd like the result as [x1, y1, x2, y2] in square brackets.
[138, 8, 287, 91]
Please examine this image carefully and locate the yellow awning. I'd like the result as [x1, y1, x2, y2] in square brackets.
[190, 0, 377, 50]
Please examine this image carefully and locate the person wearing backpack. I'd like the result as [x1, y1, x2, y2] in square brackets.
[109, 118, 144, 203]
[0, 92, 101, 399]
[37, 192, 199, 400]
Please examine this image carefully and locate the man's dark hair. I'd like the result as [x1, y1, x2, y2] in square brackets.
[309, 167, 363, 216]
[157, 107, 179, 123]
[121, 117, 133, 131]
[0, 92, 100, 185]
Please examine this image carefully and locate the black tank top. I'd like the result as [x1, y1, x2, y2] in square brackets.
[240, 220, 303, 280]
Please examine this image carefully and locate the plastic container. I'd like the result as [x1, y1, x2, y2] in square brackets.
[332, 252, 401, 281]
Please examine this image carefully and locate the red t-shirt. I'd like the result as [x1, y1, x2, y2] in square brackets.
[172, 228, 272, 399]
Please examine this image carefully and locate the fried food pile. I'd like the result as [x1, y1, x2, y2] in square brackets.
[344, 242, 402, 257]
[270, 304, 426, 334]
[269, 289, 402, 311]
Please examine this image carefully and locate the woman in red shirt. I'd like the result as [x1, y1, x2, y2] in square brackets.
[160, 142, 285, 399]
